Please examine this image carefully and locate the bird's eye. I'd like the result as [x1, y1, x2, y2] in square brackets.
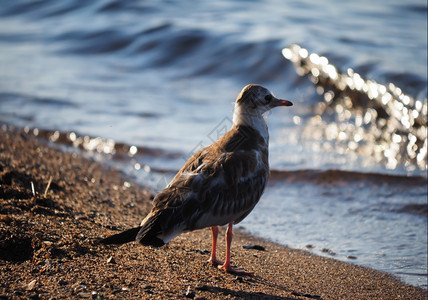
[264, 94, 272, 103]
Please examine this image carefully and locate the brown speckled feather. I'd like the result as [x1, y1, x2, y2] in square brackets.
[147, 125, 269, 243]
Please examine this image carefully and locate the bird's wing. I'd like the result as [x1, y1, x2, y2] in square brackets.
[151, 146, 269, 234]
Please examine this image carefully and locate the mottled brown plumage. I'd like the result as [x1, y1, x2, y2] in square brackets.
[100, 84, 293, 275]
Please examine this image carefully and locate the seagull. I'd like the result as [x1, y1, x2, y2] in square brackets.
[100, 84, 293, 275]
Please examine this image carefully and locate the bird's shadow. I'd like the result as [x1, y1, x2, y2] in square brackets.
[196, 272, 314, 300]
[198, 284, 297, 300]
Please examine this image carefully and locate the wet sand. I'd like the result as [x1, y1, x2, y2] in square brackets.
[0, 125, 426, 299]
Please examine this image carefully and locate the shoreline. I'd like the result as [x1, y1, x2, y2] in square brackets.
[0, 125, 426, 299]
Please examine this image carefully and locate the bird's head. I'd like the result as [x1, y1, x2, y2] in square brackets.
[235, 84, 293, 116]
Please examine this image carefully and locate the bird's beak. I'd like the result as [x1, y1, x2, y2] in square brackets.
[273, 97, 293, 107]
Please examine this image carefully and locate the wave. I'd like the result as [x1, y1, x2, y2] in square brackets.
[269, 169, 427, 186]
[0, 93, 76, 108]
[1, 0, 425, 94]
[282, 44, 427, 171]
[1, 1, 426, 90]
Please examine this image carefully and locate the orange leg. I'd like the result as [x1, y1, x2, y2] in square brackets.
[218, 223, 253, 275]
[208, 226, 223, 266]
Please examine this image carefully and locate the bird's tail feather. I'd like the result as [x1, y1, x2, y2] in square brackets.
[99, 212, 166, 247]
[136, 212, 166, 247]
[100, 209, 177, 247]
[99, 227, 141, 245]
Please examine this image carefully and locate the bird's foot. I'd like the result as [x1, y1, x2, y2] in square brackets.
[218, 263, 254, 276]
[207, 257, 223, 266]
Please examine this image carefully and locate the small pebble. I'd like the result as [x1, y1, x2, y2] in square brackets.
[321, 248, 336, 256]
[25, 279, 37, 291]
[77, 292, 91, 298]
[242, 244, 265, 251]
[74, 215, 87, 221]
[185, 286, 195, 298]
[347, 255, 357, 260]
[106, 256, 116, 264]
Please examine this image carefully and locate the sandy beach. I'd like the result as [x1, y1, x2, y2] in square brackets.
[0, 125, 426, 300]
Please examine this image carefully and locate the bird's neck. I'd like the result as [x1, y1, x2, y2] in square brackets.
[232, 105, 269, 143]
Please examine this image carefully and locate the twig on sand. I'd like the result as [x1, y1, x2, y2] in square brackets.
[31, 181, 36, 197]
[44, 176, 53, 197]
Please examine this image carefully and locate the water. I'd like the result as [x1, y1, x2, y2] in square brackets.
[0, 0, 426, 288]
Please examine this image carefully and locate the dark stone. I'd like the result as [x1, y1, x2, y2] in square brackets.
[242, 244, 265, 251]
